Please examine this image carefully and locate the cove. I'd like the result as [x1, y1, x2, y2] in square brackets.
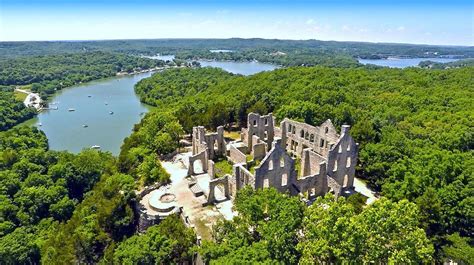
[148, 55, 279, 75]
[358, 57, 459, 68]
[28, 72, 154, 155]
[28, 59, 278, 155]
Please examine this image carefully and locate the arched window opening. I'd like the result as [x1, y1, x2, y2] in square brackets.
[281, 173, 288, 186]
[263, 178, 269, 188]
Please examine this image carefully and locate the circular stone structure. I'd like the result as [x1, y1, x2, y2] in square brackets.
[148, 190, 178, 213]
[160, 193, 176, 203]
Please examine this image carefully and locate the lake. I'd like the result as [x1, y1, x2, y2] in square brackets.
[28, 72, 153, 155]
[149, 54, 278, 75]
[358, 57, 459, 68]
[197, 60, 277, 75]
[29, 58, 278, 155]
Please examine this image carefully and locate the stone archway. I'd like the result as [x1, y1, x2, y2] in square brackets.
[188, 151, 208, 176]
[193, 160, 204, 174]
[207, 175, 230, 204]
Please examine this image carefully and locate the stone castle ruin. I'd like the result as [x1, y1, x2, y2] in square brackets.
[187, 113, 359, 204]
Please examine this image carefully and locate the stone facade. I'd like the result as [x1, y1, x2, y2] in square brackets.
[280, 118, 338, 157]
[188, 112, 359, 204]
[242, 113, 274, 152]
[192, 126, 226, 160]
[254, 139, 295, 193]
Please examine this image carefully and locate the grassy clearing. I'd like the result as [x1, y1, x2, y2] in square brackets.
[224, 130, 241, 140]
[214, 158, 233, 178]
[14, 91, 28, 101]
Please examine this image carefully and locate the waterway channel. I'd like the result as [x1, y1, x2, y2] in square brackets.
[26, 59, 278, 155]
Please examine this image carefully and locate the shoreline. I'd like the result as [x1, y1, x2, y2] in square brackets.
[14, 67, 169, 129]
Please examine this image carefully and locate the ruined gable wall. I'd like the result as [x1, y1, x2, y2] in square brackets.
[254, 140, 295, 193]
[326, 125, 359, 189]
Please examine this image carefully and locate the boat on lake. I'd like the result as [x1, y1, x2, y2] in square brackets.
[109, 111, 114, 115]
[91, 145, 101, 150]
[83, 124, 88, 128]
[68, 108, 75, 112]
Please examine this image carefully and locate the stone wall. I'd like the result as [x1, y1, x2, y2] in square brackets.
[301, 149, 326, 176]
[280, 118, 338, 157]
[252, 142, 267, 161]
[188, 151, 208, 176]
[207, 175, 230, 204]
[244, 113, 275, 151]
[254, 139, 295, 193]
[208, 160, 215, 179]
[229, 144, 247, 164]
[326, 125, 359, 189]
[233, 163, 256, 195]
[192, 126, 226, 160]
[293, 162, 328, 198]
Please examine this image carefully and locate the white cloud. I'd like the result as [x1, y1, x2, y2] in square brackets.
[397, 26, 405, 31]
[306, 18, 315, 25]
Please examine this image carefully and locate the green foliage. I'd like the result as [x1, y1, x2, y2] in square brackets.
[136, 67, 473, 256]
[113, 215, 196, 264]
[0, 126, 116, 264]
[298, 195, 434, 263]
[135, 67, 234, 107]
[441, 233, 474, 264]
[3, 39, 471, 63]
[419, 58, 474, 69]
[0, 51, 166, 100]
[0, 91, 36, 131]
[118, 110, 182, 187]
[40, 173, 135, 264]
[200, 187, 305, 264]
[213, 159, 233, 178]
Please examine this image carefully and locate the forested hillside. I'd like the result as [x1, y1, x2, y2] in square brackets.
[0, 38, 474, 59]
[1, 61, 472, 263]
[0, 123, 191, 263]
[0, 89, 36, 131]
[0, 51, 166, 100]
[135, 66, 473, 262]
[0, 127, 116, 263]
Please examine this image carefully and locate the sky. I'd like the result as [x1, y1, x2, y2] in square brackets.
[0, 0, 473, 45]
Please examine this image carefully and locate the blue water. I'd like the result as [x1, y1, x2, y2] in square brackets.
[209, 49, 234, 53]
[27, 57, 277, 155]
[197, 60, 278, 75]
[29, 72, 154, 155]
[358, 57, 459, 68]
[146, 54, 278, 75]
